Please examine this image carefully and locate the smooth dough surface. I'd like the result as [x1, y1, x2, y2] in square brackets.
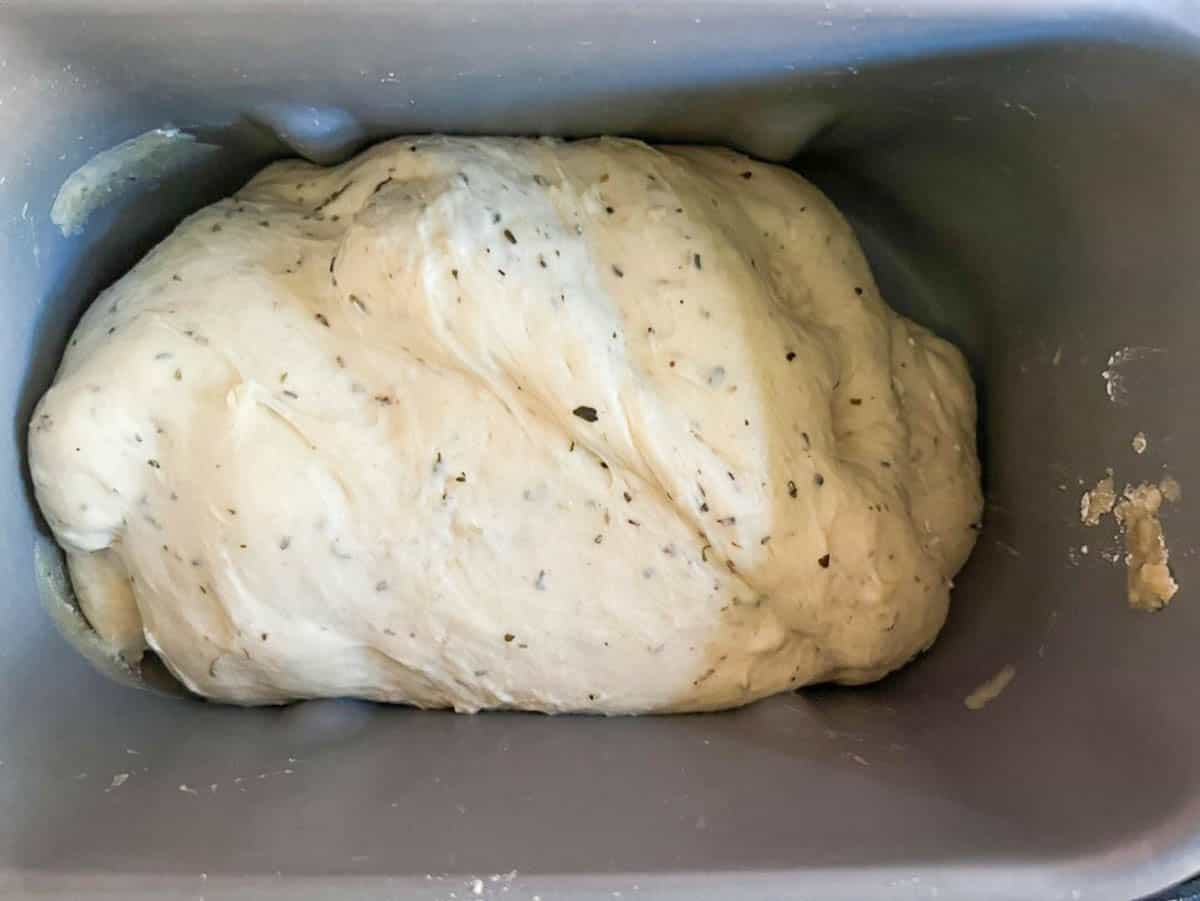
[30, 136, 982, 713]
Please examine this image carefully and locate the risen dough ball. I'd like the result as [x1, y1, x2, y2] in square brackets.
[29, 136, 982, 713]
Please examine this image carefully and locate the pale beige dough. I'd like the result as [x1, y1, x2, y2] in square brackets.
[29, 136, 982, 713]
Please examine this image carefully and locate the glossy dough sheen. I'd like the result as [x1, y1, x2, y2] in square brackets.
[29, 136, 982, 713]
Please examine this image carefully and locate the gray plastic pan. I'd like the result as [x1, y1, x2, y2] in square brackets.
[2, 2, 1200, 899]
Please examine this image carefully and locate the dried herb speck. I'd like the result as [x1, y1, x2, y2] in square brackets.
[572, 405, 599, 422]
[503, 228, 517, 244]
[315, 313, 331, 328]
[504, 633, 515, 642]
[787, 480, 797, 498]
[279, 536, 291, 550]
[814, 473, 825, 486]
[282, 389, 299, 400]
[818, 554, 831, 568]
[594, 534, 604, 544]
[455, 473, 467, 483]
[786, 351, 796, 362]
[623, 491, 632, 503]
[854, 286, 864, 296]
[611, 264, 624, 278]
[740, 170, 753, 179]
[349, 294, 368, 314]
[693, 253, 703, 270]
[147, 459, 161, 469]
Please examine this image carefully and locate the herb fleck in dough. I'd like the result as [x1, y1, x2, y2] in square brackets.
[29, 136, 982, 713]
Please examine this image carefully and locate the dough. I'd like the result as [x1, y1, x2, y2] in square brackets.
[1078, 469, 1181, 611]
[1114, 480, 1180, 611]
[29, 136, 982, 713]
[963, 663, 1015, 711]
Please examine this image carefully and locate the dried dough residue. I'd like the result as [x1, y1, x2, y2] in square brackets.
[1114, 481, 1179, 611]
[1080, 470, 1116, 526]
[1081, 470, 1181, 612]
[1131, 432, 1148, 455]
[964, 664, 1015, 711]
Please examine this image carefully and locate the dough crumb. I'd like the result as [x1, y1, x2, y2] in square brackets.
[964, 664, 1015, 711]
[1131, 432, 1148, 455]
[1114, 481, 1179, 611]
[1080, 470, 1116, 526]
